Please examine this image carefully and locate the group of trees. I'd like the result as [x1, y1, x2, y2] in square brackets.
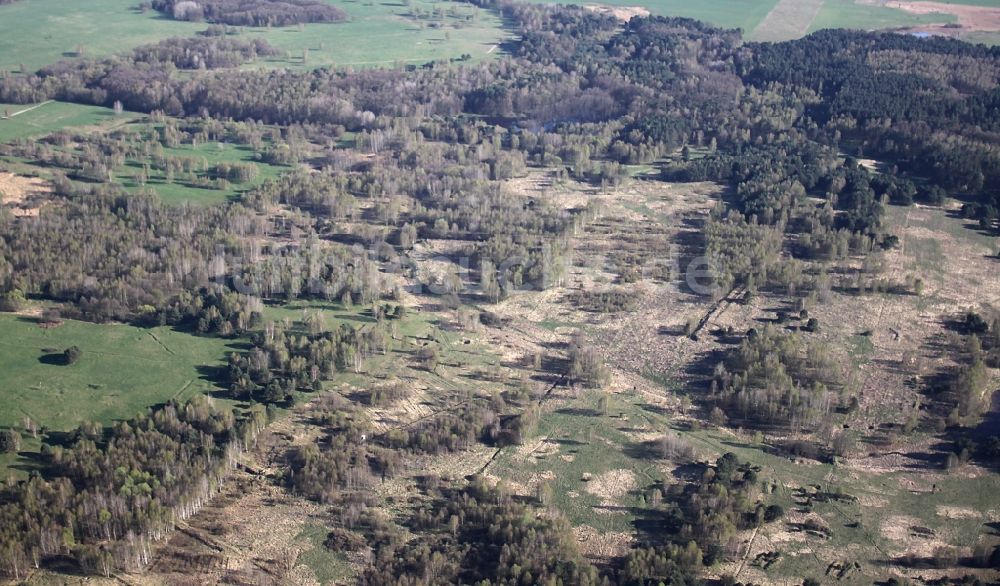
[0, 180, 263, 323]
[361, 477, 603, 586]
[226, 319, 393, 403]
[141, 287, 263, 336]
[741, 30, 1000, 232]
[710, 325, 846, 432]
[623, 453, 781, 584]
[131, 36, 279, 69]
[151, 0, 346, 27]
[0, 398, 268, 579]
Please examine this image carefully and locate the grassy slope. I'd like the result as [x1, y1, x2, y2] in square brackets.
[0, 0, 508, 74]
[0, 102, 138, 143]
[0, 313, 232, 432]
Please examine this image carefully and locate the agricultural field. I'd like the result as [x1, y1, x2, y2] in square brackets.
[525, 0, 999, 43]
[0, 0, 509, 74]
[525, 0, 782, 33]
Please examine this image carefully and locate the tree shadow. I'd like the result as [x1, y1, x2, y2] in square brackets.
[38, 352, 69, 366]
[554, 407, 601, 417]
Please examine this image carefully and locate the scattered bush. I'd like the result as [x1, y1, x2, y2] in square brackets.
[63, 346, 82, 365]
[0, 430, 21, 454]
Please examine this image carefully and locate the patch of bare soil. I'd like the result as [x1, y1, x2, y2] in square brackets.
[583, 4, 651, 22]
[584, 468, 637, 501]
[0, 172, 51, 217]
[574, 525, 634, 560]
[936, 505, 991, 520]
[886, 0, 1000, 32]
[881, 514, 952, 557]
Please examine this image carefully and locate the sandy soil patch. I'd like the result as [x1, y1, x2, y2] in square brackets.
[0, 172, 50, 217]
[584, 4, 651, 22]
[857, 493, 890, 508]
[936, 505, 978, 520]
[880, 514, 955, 557]
[503, 171, 597, 211]
[574, 525, 634, 560]
[584, 468, 637, 500]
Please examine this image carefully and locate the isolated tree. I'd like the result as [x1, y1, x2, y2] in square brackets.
[63, 346, 82, 365]
[0, 430, 20, 453]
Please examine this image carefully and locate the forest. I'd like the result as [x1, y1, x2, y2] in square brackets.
[1, 0, 1000, 583]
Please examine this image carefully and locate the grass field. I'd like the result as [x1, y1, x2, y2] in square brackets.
[0, 102, 138, 143]
[525, 0, 780, 33]
[130, 137, 288, 205]
[808, 0, 958, 33]
[0, 313, 235, 477]
[525, 0, 996, 44]
[0, 0, 509, 74]
[0, 314, 232, 432]
[487, 376, 1000, 583]
[295, 524, 356, 584]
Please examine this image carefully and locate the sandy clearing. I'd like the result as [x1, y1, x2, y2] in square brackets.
[936, 505, 978, 520]
[887, 1, 1000, 31]
[584, 468, 637, 499]
[584, 4, 651, 22]
[0, 172, 51, 217]
[574, 525, 634, 559]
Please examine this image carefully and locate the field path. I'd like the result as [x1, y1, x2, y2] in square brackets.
[0, 100, 54, 120]
[147, 330, 177, 356]
[751, 0, 825, 41]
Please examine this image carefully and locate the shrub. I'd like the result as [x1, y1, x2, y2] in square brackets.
[0, 430, 21, 454]
[63, 346, 83, 365]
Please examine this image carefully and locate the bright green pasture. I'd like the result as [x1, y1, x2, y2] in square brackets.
[809, 0, 958, 33]
[0, 0, 509, 74]
[523, 0, 780, 33]
[0, 102, 137, 143]
[0, 313, 231, 432]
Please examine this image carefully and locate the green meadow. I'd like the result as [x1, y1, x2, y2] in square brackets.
[0, 0, 509, 74]
[0, 313, 232, 433]
[0, 107, 293, 206]
[124, 136, 289, 205]
[808, 0, 958, 33]
[523, 0, 780, 33]
[0, 102, 138, 143]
